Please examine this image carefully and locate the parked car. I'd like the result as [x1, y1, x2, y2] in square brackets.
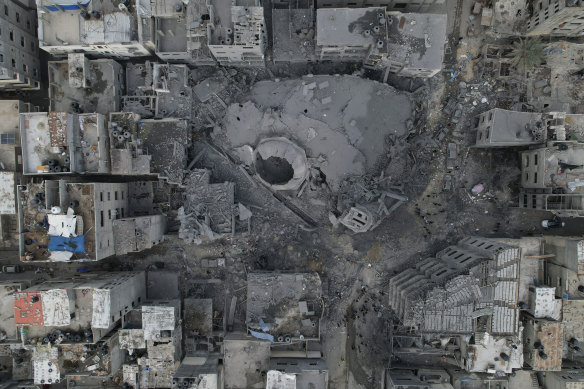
[2, 265, 24, 273]
[542, 216, 565, 229]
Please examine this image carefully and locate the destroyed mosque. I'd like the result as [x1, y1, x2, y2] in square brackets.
[2, 0, 584, 388]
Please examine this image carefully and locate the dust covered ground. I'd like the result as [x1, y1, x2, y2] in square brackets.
[4, 55, 584, 388]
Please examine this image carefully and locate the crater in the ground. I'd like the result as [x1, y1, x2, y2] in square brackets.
[255, 155, 294, 185]
[253, 137, 309, 191]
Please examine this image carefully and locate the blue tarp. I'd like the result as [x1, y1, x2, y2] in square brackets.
[48, 236, 85, 253]
[259, 318, 269, 332]
[249, 329, 274, 342]
[43, 0, 91, 11]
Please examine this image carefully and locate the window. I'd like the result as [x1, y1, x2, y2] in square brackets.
[534, 154, 538, 165]
[22, 63, 27, 72]
[525, 155, 529, 167]
[115, 191, 118, 200]
[11, 59, 15, 68]
[121, 191, 124, 200]
[100, 211, 104, 227]
[121, 208, 124, 217]
[9, 30, 13, 41]
[1, 133, 15, 144]
[108, 209, 111, 219]
[107, 192, 111, 201]
[534, 172, 538, 184]
[15, 12, 19, 22]
[0, 54, 3, 63]
[4, 5, 7, 15]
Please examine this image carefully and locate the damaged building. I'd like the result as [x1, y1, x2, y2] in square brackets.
[384, 12, 447, 78]
[35, 0, 154, 58]
[389, 237, 523, 374]
[273, 6, 446, 76]
[13, 271, 146, 384]
[120, 300, 182, 388]
[150, 0, 266, 66]
[315, 7, 389, 68]
[19, 180, 165, 261]
[474, 109, 584, 216]
[526, 0, 584, 36]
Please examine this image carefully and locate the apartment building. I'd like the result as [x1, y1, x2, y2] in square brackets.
[20, 180, 165, 262]
[0, 0, 41, 90]
[527, 0, 584, 36]
[13, 271, 146, 384]
[519, 143, 584, 216]
[35, 0, 154, 58]
[316, 7, 388, 68]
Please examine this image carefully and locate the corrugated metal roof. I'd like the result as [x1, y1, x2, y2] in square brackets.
[14, 291, 44, 326]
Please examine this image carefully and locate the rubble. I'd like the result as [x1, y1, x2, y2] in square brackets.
[5, 0, 584, 387]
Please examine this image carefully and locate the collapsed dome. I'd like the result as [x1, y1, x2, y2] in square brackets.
[253, 138, 309, 191]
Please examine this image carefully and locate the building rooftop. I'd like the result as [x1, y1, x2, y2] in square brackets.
[223, 334, 271, 389]
[529, 286, 561, 320]
[19, 112, 74, 175]
[184, 298, 213, 336]
[0, 279, 35, 342]
[316, 8, 387, 52]
[524, 319, 563, 371]
[48, 57, 124, 115]
[36, 0, 144, 48]
[14, 272, 145, 344]
[272, 9, 316, 63]
[0, 100, 25, 172]
[464, 332, 523, 374]
[134, 119, 189, 185]
[478, 109, 544, 145]
[562, 299, 584, 346]
[538, 143, 584, 192]
[385, 12, 446, 74]
[246, 272, 322, 340]
[0, 172, 17, 214]
[267, 359, 328, 389]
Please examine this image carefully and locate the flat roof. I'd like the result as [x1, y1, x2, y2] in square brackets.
[19, 112, 73, 175]
[0, 100, 24, 171]
[48, 59, 122, 115]
[316, 8, 387, 49]
[0, 172, 16, 214]
[487, 109, 543, 143]
[540, 144, 584, 191]
[223, 335, 270, 389]
[386, 12, 447, 71]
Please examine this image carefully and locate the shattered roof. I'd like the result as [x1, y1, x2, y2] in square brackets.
[246, 272, 322, 339]
[386, 12, 447, 71]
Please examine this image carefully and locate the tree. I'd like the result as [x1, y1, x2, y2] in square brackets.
[510, 38, 545, 72]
